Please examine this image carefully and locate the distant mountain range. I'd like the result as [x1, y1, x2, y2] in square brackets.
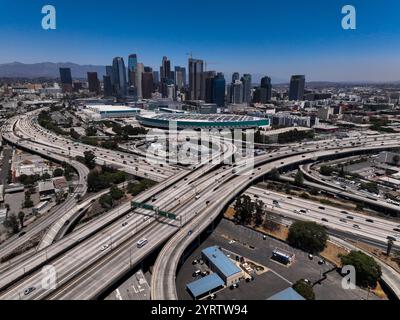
[0, 62, 106, 79]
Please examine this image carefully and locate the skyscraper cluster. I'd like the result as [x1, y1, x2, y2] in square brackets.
[58, 54, 307, 106]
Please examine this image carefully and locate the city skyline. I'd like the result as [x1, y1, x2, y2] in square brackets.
[1, 0, 400, 82]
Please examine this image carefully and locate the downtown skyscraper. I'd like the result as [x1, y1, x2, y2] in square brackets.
[59, 67, 73, 93]
[128, 54, 138, 86]
[212, 72, 226, 107]
[112, 57, 127, 97]
[188, 58, 204, 100]
[254, 76, 272, 103]
[174, 66, 186, 90]
[87, 72, 100, 94]
[289, 75, 305, 101]
[160, 56, 173, 97]
[135, 63, 144, 99]
[241, 74, 252, 104]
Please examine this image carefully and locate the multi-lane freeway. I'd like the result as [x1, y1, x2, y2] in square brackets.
[2, 108, 400, 300]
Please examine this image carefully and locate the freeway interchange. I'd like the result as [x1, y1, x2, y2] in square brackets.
[1, 109, 400, 300]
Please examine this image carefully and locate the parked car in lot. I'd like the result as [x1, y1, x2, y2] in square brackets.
[230, 283, 239, 290]
[192, 270, 201, 277]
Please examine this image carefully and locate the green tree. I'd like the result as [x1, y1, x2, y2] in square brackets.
[292, 280, 315, 300]
[18, 211, 25, 228]
[267, 168, 280, 181]
[287, 221, 328, 254]
[85, 126, 97, 137]
[253, 200, 265, 227]
[294, 170, 304, 186]
[83, 151, 96, 169]
[4, 214, 19, 234]
[320, 165, 334, 176]
[110, 186, 124, 201]
[360, 182, 379, 195]
[53, 168, 64, 177]
[340, 251, 382, 288]
[23, 198, 34, 209]
[41, 172, 51, 180]
[99, 194, 113, 208]
[234, 195, 254, 225]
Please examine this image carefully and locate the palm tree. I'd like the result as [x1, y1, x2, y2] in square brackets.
[387, 238, 394, 256]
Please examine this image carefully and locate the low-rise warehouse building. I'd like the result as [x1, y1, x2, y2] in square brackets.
[201, 246, 243, 286]
[267, 287, 305, 300]
[186, 273, 225, 300]
[38, 180, 55, 198]
[82, 105, 141, 120]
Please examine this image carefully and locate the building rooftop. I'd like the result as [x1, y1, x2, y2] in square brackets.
[87, 105, 141, 112]
[141, 112, 267, 123]
[202, 246, 242, 278]
[262, 127, 312, 136]
[267, 287, 305, 300]
[38, 180, 55, 193]
[186, 273, 224, 298]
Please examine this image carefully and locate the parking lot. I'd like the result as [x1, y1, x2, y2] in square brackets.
[176, 219, 381, 300]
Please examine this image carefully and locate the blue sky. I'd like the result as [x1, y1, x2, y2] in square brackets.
[1, 0, 400, 81]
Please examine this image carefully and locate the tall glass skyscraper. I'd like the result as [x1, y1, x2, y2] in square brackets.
[128, 54, 138, 86]
[112, 57, 127, 97]
[241, 74, 252, 104]
[135, 63, 144, 99]
[232, 72, 240, 83]
[289, 75, 305, 101]
[59, 68, 73, 93]
[174, 66, 186, 89]
[231, 80, 243, 104]
[103, 75, 113, 97]
[212, 72, 226, 107]
[188, 58, 204, 100]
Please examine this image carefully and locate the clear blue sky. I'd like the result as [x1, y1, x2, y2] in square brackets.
[1, 0, 400, 82]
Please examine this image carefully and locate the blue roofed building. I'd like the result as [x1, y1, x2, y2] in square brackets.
[201, 246, 243, 286]
[267, 287, 306, 300]
[186, 273, 225, 300]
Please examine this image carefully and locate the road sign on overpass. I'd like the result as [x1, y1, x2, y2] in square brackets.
[131, 201, 177, 220]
